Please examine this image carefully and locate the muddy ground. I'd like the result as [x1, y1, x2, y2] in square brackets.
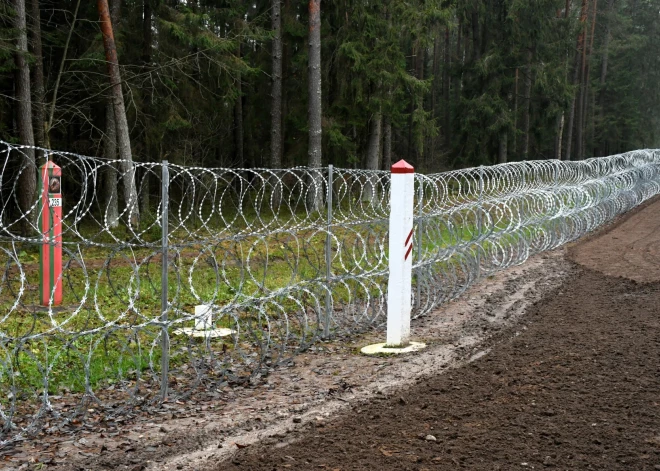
[2, 198, 660, 470]
[213, 198, 660, 471]
[219, 269, 660, 471]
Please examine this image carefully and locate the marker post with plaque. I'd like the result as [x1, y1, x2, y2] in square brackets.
[39, 161, 63, 306]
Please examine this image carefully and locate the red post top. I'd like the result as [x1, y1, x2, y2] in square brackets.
[41, 160, 60, 169]
[391, 159, 414, 174]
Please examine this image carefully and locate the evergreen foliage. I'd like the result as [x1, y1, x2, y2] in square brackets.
[1, 0, 659, 172]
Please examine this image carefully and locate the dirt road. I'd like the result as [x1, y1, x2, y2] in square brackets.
[215, 201, 660, 470]
[569, 194, 660, 282]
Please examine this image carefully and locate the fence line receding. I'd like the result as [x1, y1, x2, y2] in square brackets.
[1, 141, 659, 444]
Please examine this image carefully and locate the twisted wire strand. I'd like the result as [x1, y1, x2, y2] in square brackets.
[0, 140, 659, 444]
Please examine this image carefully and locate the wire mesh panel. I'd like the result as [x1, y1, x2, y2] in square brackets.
[0, 141, 659, 443]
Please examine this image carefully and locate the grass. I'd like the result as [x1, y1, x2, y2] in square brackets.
[0, 217, 395, 396]
[0, 183, 606, 400]
[3, 334, 154, 398]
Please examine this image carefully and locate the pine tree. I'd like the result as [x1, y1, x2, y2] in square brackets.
[307, 0, 322, 210]
[13, 0, 36, 234]
[98, 0, 139, 227]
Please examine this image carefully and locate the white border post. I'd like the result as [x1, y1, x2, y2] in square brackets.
[387, 159, 415, 347]
[194, 304, 213, 330]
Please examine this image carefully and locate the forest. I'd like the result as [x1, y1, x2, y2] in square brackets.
[2, 0, 660, 175]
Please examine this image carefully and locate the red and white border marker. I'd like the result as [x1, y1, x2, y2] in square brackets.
[387, 160, 415, 346]
[39, 161, 63, 306]
[361, 159, 426, 355]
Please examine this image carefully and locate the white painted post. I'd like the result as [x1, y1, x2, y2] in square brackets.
[387, 159, 415, 347]
[194, 305, 213, 331]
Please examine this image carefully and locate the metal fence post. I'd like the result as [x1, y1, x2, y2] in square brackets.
[477, 165, 484, 278]
[160, 160, 170, 400]
[324, 164, 333, 339]
[415, 178, 423, 310]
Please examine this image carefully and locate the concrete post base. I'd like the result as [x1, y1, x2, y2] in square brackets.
[360, 341, 426, 355]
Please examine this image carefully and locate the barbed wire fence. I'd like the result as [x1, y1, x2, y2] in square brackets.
[1, 141, 659, 445]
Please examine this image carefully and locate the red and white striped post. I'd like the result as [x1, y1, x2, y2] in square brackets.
[39, 161, 63, 306]
[360, 159, 425, 355]
[387, 159, 415, 347]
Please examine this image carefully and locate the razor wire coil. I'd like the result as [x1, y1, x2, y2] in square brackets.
[1, 141, 660, 444]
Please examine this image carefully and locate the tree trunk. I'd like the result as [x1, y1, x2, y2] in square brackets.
[577, 0, 597, 160]
[454, 21, 462, 112]
[431, 25, 440, 162]
[583, 0, 598, 158]
[576, 38, 588, 160]
[143, 0, 152, 63]
[280, 0, 290, 167]
[415, 46, 425, 165]
[14, 0, 36, 234]
[141, 0, 151, 216]
[555, 112, 565, 159]
[45, 0, 80, 147]
[600, 0, 615, 86]
[588, 87, 597, 157]
[139, 0, 154, 218]
[443, 25, 451, 149]
[471, 10, 480, 62]
[564, 53, 579, 162]
[103, 103, 120, 228]
[513, 68, 518, 156]
[498, 132, 508, 164]
[98, 0, 139, 227]
[597, 0, 615, 155]
[364, 113, 381, 202]
[522, 50, 533, 159]
[407, 43, 416, 160]
[565, 1, 588, 161]
[29, 0, 45, 156]
[383, 118, 392, 170]
[270, 0, 284, 205]
[271, 0, 283, 169]
[555, 0, 570, 160]
[575, 0, 590, 161]
[234, 43, 244, 168]
[564, 98, 577, 161]
[307, 0, 322, 211]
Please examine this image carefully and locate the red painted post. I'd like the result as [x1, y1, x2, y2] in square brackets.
[39, 161, 63, 306]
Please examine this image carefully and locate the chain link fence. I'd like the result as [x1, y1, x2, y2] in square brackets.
[1, 141, 659, 443]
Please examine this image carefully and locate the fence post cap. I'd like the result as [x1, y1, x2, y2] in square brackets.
[391, 160, 414, 174]
[41, 160, 60, 169]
